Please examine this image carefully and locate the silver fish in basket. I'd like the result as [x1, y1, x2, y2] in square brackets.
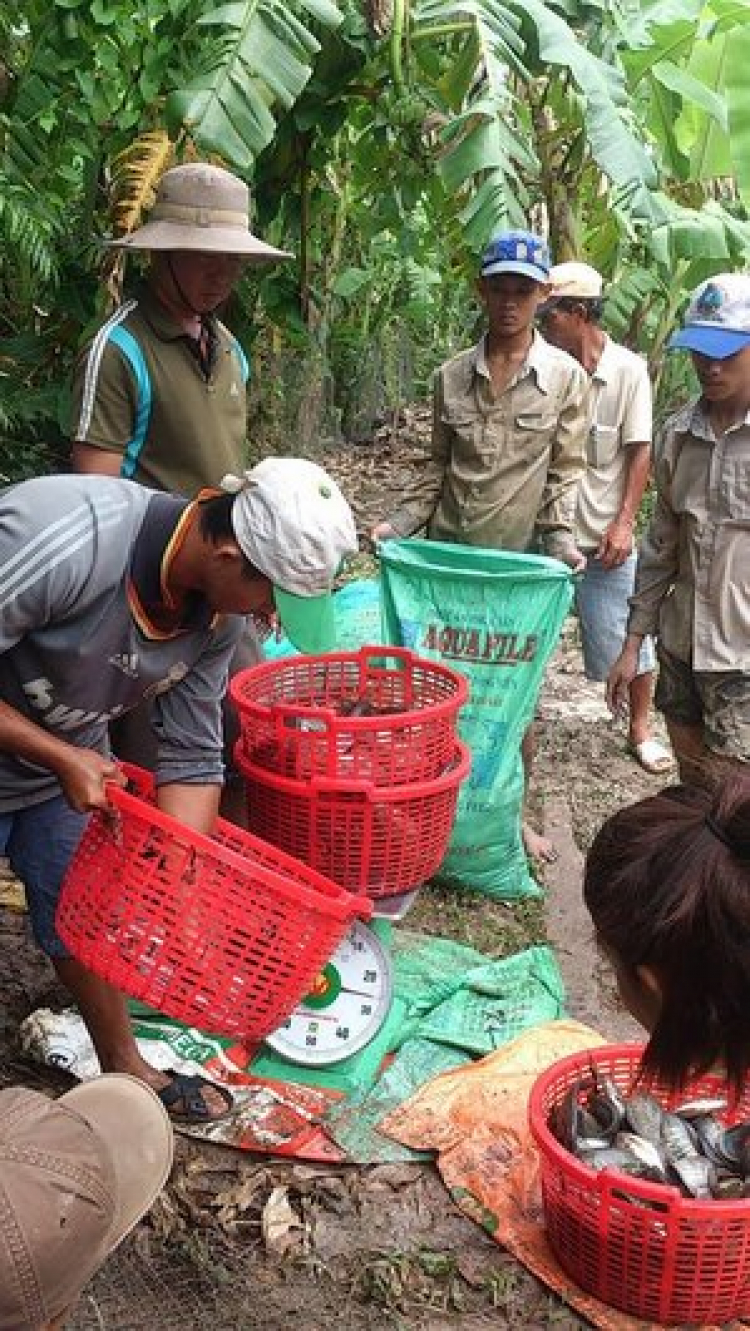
[549, 1070, 750, 1200]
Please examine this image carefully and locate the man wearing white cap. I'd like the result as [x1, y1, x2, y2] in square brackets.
[69, 162, 292, 813]
[0, 1076, 173, 1329]
[0, 459, 357, 1123]
[608, 273, 750, 785]
[540, 261, 673, 775]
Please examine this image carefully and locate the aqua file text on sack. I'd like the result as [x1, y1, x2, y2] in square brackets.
[422, 625, 538, 666]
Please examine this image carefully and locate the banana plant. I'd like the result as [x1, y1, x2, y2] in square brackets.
[166, 0, 346, 168]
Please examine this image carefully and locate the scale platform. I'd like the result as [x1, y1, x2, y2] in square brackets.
[371, 888, 420, 922]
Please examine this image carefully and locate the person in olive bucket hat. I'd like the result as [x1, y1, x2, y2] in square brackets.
[69, 161, 292, 818]
[71, 161, 290, 495]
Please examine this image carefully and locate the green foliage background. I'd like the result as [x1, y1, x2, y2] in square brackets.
[2, 0, 750, 480]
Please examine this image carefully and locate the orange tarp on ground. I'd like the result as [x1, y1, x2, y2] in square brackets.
[380, 1020, 749, 1331]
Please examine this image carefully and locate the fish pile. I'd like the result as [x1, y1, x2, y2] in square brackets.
[549, 1071, 750, 1200]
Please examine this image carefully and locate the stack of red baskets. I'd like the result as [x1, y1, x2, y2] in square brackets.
[230, 645, 470, 898]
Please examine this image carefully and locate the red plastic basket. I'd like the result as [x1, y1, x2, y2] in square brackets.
[229, 645, 468, 786]
[235, 740, 471, 897]
[529, 1043, 750, 1325]
[56, 766, 372, 1043]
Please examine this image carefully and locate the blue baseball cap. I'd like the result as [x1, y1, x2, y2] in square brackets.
[480, 230, 551, 284]
[668, 274, 750, 360]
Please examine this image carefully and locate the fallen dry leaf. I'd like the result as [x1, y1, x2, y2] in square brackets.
[261, 1185, 307, 1255]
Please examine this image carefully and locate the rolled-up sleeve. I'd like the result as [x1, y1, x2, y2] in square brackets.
[627, 443, 679, 638]
[151, 617, 243, 786]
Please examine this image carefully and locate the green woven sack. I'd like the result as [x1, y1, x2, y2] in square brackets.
[380, 539, 573, 899]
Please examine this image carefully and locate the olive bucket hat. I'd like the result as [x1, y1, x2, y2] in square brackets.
[108, 162, 291, 261]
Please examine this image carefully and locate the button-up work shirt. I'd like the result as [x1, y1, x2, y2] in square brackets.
[629, 400, 750, 671]
[576, 336, 652, 551]
[387, 332, 590, 559]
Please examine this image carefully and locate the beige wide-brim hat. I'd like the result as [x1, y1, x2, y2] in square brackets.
[108, 161, 291, 261]
[60, 1076, 174, 1248]
[0, 1075, 173, 1329]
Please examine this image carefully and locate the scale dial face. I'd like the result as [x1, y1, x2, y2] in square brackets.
[264, 922, 393, 1066]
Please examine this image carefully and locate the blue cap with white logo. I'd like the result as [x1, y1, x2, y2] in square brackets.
[480, 230, 551, 284]
[668, 274, 750, 360]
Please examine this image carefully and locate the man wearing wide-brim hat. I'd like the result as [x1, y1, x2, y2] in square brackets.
[70, 161, 290, 497]
[70, 162, 291, 816]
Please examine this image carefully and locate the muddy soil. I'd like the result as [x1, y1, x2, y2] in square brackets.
[0, 429, 670, 1329]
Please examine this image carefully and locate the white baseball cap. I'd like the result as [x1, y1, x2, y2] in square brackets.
[546, 261, 603, 300]
[223, 458, 358, 653]
[668, 273, 750, 359]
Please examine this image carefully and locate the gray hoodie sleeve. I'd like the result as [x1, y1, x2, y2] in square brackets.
[149, 616, 244, 787]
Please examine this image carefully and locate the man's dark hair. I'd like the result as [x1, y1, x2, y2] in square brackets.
[555, 296, 604, 323]
[584, 773, 750, 1097]
[198, 492, 257, 577]
[198, 490, 234, 542]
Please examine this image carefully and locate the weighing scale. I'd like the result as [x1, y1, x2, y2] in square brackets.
[264, 920, 392, 1066]
[129, 917, 410, 1098]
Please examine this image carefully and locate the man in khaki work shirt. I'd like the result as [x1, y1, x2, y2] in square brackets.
[609, 272, 750, 787]
[374, 229, 590, 863]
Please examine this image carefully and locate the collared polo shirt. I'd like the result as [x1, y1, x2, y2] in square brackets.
[629, 399, 750, 670]
[576, 336, 652, 551]
[388, 331, 589, 558]
[71, 286, 249, 497]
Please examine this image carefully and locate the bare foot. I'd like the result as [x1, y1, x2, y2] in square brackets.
[522, 822, 558, 865]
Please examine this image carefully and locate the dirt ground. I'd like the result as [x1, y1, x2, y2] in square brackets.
[0, 428, 670, 1329]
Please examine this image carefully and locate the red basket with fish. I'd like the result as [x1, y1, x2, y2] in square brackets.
[229, 645, 468, 786]
[234, 739, 471, 898]
[529, 1043, 750, 1325]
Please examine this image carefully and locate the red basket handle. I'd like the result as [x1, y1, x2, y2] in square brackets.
[270, 699, 340, 734]
[118, 762, 155, 799]
[356, 645, 415, 669]
[356, 645, 417, 705]
[268, 701, 342, 777]
[308, 773, 378, 800]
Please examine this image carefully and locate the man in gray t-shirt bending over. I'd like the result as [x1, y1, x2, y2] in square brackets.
[0, 460, 356, 1124]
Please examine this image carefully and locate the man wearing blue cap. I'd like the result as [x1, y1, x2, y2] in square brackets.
[608, 273, 750, 785]
[373, 228, 590, 862]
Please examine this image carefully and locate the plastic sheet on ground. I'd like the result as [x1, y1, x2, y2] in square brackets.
[391, 935, 565, 1053]
[19, 1006, 346, 1160]
[19, 939, 565, 1166]
[378, 1020, 746, 1331]
[324, 942, 565, 1161]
